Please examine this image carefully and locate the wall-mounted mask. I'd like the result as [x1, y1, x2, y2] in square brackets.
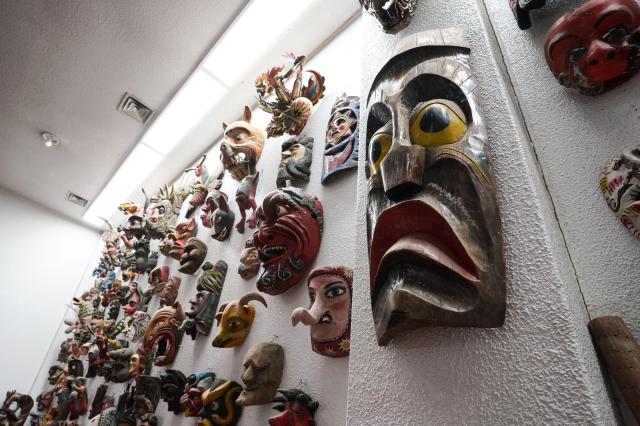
[254, 188, 323, 295]
[188, 163, 225, 220]
[133, 376, 161, 419]
[160, 219, 198, 260]
[131, 237, 151, 273]
[238, 239, 260, 280]
[544, 0, 640, 95]
[106, 348, 133, 383]
[146, 184, 181, 238]
[48, 365, 65, 386]
[147, 265, 170, 295]
[269, 389, 319, 426]
[179, 238, 208, 274]
[509, 0, 546, 30]
[276, 136, 314, 188]
[180, 372, 216, 418]
[212, 292, 267, 348]
[124, 311, 151, 342]
[200, 379, 244, 426]
[200, 193, 235, 241]
[236, 172, 260, 234]
[119, 202, 144, 216]
[181, 261, 228, 340]
[256, 53, 325, 137]
[237, 342, 284, 406]
[600, 147, 640, 238]
[359, 0, 416, 32]
[122, 282, 142, 316]
[68, 358, 84, 378]
[321, 95, 360, 184]
[221, 106, 267, 181]
[159, 369, 187, 415]
[1, 391, 33, 426]
[128, 347, 149, 378]
[292, 266, 352, 357]
[143, 302, 185, 366]
[159, 277, 182, 307]
[365, 29, 506, 345]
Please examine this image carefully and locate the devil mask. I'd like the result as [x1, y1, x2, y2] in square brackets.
[212, 292, 267, 348]
[143, 302, 185, 366]
[159, 369, 187, 415]
[160, 219, 197, 260]
[179, 238, 208, 274]
[365, 29, 506, 345]
[292, 266, 352, 357]
[221, 106, 267, 181]
[321, 95, 360, 184]
[276, 136, 314, 188]
[200, 193, 235, 241]
[360, 0, 416, 32]
[146, 184, 181, 238]
[181, 260, 228, 339]
[238, 238, 260, 279]
[159, 276, 182, 307]
[253, 188, 323, 295]
[269, 389, 319, 426]
[600, 147, 640, 239]
[180, 372, 216, 418]
[544, 0, 640, 95]
[237, 342, 284, 406]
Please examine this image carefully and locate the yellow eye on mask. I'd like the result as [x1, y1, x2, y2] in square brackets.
[368, 131, 391, 174]
[410, 100, 467, 147]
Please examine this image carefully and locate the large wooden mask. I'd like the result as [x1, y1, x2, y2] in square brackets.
[365, 29, 506, 345]
[253, 188, 323, 295]
[143, 302, 185, 366]
[221, 106, 267, 181]
[544, 0, 640, 95]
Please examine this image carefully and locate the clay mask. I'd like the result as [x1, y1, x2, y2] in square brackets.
[221, 106, 267, 181]
[238, 238, 260, 280]
[179, 238, 208, 275]
[235, 172, 260, 234]
[236, 342, 285, 407]
[292, 266, 352, 357]
[200, 194, 235, 242]
[365, 28, 505, 345]
[359, 0, 416, 32]
[212, 292, 267, 348]
[269, 389, 319, 426]
[276, 135, 314, 188]
[253, 188, 323, 295]
[321, 95, 360, 184]
[256, 53, 325, 137]
[600, 147, 640, 239]
[143, 302, 185, 366]
[544, 0, 640, 95]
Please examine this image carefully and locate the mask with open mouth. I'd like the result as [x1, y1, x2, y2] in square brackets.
[179, 238, 208, 275]
[600, 147, 640, 238]
[221, 106, 267, 181]
[365, 28, 506, 345]
[269, 389, 319, 426]
[322, 94, 360, 184]
[292, 266, 352, 357]
[253, 188, 323, 295]
[143, 302, 185, 366]
[544, 0, 640, 95]
[211, 292, 267, 348]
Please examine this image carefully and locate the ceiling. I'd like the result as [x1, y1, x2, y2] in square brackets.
[0, 0, 249, 223]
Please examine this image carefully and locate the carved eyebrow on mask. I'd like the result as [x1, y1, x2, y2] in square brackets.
[595, 8, 632, 29]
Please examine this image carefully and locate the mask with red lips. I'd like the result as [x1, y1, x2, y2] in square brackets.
[253, 188, 323, 295]
[544, 0, 640, 95]
[365, 28, 506, 345]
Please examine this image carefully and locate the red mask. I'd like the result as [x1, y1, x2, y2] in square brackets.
[544, 0, 640, 95]
[253, 188, 323, 295]
[269, 389, 318, 426]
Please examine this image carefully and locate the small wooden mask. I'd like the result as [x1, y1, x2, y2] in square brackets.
[200, 379, 244, 426]
[235, 172, 260, 234]
[253, 188, 323, 295]
[181, 260, 228, 339]
[179, 238, 208, 274]
[269, 389, 319, 426]
[292, 266, 352, 357]
[276, 136, 314, 188]
[509, 0, 546, 30]
[238, 238, 260, 280]
[321, 95, 360, 184]
[544, 0, 640, 95]
[211, 292, 267, 348]
[359, 0, 416, 32]
[600, 147, 640, 239]
[200, 193, 235, 242]
[365, 29, 505, 345]
[221, 106, 267, 181]
[236, 342, 285, 407]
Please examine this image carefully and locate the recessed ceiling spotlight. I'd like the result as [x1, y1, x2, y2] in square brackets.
[41, 132, 60, 147]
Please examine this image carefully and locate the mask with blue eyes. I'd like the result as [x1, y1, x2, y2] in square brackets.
[364, 28, 506, 345]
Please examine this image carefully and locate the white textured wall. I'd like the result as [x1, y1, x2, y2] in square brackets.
[0, 186, 100, 392]
[347, 1, 618, 424]
[31, 19, 362, 426]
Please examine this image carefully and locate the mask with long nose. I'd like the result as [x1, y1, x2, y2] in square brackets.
[365, 29, 505, 345]
[291, 266, 352, 357]
[544, 0, 640, 95]
[236, 342, 284, 407]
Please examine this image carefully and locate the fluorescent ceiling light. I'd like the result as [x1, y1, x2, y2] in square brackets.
[202, 0, 315, 86]
[83, 144, 163, 227]
[142, 69, 226, 155]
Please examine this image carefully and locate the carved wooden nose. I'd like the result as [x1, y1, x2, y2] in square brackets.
[380, 144, 425, 201]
